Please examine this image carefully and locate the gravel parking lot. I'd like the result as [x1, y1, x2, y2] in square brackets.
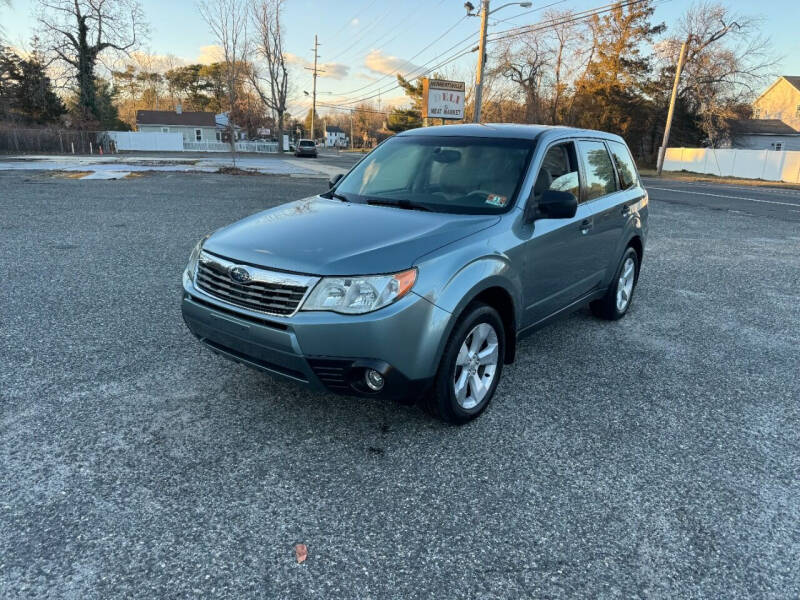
[1, 170, 799, 598]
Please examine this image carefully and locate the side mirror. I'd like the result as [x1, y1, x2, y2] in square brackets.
[534, 189, 578, 220]
[328, 173, 343, 189]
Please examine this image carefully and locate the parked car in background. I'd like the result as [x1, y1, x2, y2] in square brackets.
[294, 139, 317, 158]
[182, 124, 648, 423]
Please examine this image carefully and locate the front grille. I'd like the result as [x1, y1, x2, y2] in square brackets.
[195, 251, 316, 316]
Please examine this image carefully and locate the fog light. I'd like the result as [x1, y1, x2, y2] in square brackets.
[365, 369, 384, 391]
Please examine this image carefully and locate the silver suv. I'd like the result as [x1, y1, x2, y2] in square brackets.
[182, 124, 648, 423]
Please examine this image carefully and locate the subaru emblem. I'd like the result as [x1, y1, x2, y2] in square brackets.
[229, 265, 252, 283]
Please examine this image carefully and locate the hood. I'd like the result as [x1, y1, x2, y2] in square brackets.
[203, 196, 500, 275]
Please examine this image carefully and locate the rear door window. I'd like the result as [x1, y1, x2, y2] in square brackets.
[578, 140, 617, 201]
[608, 141, 639, 190]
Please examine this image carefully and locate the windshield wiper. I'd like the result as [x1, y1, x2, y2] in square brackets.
[367, 199, 431, 212]
[328, 191, 350, 202]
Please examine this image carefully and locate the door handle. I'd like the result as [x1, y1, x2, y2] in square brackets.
[580, 219, 593, 235]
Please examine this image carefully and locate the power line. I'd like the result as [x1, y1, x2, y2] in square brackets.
[334, 13, 468, 98]
[487, 0, 667, 44]
[334, 43, 478, 107]
[491, 0, 568, 27]
[327, 0, 381, 44]
[322, 0, 671, 111]
[331, 0, 447, 69]
[325, 2, 400, 63]
[333, 30, 479, 106]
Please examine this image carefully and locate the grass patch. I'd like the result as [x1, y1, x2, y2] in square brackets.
[52, 171, 93, 179]
[217, 166, 263, 176]
[640, 168, 800, 190]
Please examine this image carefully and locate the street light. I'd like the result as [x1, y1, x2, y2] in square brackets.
[469, 1, 532, 123]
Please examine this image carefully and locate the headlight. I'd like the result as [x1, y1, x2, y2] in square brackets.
[184, 236, 208, 281]
[301, 268, 417, 314]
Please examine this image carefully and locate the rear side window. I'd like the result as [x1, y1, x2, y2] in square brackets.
[608, 141, 639, 190]
[578, 141, 617, 201]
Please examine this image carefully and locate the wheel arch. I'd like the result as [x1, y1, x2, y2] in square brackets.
[430, 271, 521, 372]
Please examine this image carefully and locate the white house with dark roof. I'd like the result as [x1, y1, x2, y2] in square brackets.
[136, 106, 217, 143]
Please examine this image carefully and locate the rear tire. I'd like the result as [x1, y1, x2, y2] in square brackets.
[590, 246, 639, 320]
[421, 303, 505, 424]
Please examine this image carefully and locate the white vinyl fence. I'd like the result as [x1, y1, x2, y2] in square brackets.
[107, 131, 183, 152]
[663, 147, 800, 183]
[106, 132, 279, 154]
[184, 140, 279, 153]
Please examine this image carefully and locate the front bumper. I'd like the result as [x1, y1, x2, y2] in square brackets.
[181, 275, 451, 400]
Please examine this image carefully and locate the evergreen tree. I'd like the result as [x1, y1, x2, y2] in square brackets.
[0, 45, 65, 124]
[570, 0, 664, 154]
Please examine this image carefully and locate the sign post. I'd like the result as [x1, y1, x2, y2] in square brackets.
[421, 78, 466, 123]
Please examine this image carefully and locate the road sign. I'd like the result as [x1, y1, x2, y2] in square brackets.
[422, 78, 466, 120]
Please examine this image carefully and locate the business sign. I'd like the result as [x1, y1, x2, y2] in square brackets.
[422, 78, 466, 120]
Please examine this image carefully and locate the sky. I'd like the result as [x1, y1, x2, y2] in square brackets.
[3, 0, 799, 119]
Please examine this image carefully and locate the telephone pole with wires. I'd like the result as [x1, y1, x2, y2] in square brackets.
[467, 0, 532, 123]
[304, 35, 324, 143]
[656, 20, 739, 175]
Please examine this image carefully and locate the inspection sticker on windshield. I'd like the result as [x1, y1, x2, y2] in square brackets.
[485, 194, 508, 207]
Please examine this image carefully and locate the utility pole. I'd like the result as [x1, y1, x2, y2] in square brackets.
[469, 1, 531, 123]
[305, 35, 323, 143]
[350, 109, 354, 149]
[657, 39, 688, 176]
[473, 0, 490, 123]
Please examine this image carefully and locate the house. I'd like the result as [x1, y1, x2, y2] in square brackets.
[722, 119, 800, 151]
[325, 124, 348, 148]
[136, 106, 217, 143]
[753, 76, 800, 132]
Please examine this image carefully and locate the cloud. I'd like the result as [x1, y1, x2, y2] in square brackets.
[197, 45, 223, 65]
[351, 18, 359, 26]
[284, 52, 305, 67]
[320, 62, 350, 80]
[364, 50, 420, 76]
[285, 53, 349, 80]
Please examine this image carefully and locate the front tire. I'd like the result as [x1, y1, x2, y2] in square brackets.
[422, 303, 505, 424]
[591, 246, 639, 320]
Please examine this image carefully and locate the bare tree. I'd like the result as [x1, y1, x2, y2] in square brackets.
[36, 0, 146, 122]
[492, 32, 550, 124]
[249, 0, 289, 151]
[199, 0, 248, 164]
[661, 1, 778, 143]
[545, 10, 582, 125]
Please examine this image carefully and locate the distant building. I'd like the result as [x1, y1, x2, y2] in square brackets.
[723, 119, 800, 151]
[325, 124, 348, 148]
[215, 112, 246, 142]
[136, 106, 217, 143]
[753, 76, 800, 132]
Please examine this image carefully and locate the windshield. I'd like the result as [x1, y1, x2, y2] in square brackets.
[299, 140, 314, 147]
[332, 135, 535, 214]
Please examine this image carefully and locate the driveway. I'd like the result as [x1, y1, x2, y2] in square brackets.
[1, 170, 798, 598]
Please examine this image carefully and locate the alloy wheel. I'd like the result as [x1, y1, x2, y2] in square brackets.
[453, 322, 499, 410]
[616, 257, 636, 312]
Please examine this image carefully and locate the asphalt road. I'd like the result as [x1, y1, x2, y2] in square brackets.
[642, 176, 800, 222]
[1, 170, 799, 598]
